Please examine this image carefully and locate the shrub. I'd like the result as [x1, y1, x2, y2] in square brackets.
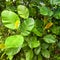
[0, 0, 60, 60]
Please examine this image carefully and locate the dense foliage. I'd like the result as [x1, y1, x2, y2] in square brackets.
[0, 0, 60, 60]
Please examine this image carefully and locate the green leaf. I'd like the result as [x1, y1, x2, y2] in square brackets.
[28, 36, 40, 48]
[32, 20, 43, 37]
[39, 6, 53, 16]
[8, 55, 13, 60]
[43, 34, 56, 43]
[17, 5, 29, 19]
[25, 50, 33, 60]
[57, 42, 60, 48]
[21, 18, 34, 36]
[51, 26, 60, 35]
[41, 43, 49, 49]
[54, 8, 60, 19]
[5, 47, 21, 56]
[50, 0, 60, 5]
[42, 50, 50, 58]
[1, 10, 20, 29]
[5, 35, 24, 48]
[32, 28, 42, 37]
[38, 55, 42, 60]
[34, 47, 41, 55]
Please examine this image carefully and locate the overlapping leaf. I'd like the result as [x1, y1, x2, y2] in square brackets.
[1, 10, 20, 29]
[42, 50, 50, 58]
[17, 5, 29, 19]
[5, 35, 24, 48]
[39, 6, 53, 16]
[43, 34, 57, 43]
[28, 36, 40, 48]
[20, 18, 34, 36]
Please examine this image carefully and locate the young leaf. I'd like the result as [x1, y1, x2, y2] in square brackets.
[21, 18, 34, 36]
[17, 5, 29, 19]
[5, 35, 24, 48]
[43, 34, 56, 43]
[1, 10, 20, 29]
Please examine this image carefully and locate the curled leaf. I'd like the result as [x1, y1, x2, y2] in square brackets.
[45, 22, 53, 29]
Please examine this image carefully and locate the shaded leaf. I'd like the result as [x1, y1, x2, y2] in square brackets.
[51, 26, 60, 35]
[39, 6, 53, 16]
[38, 55, 42, 60]
[33, 20, 43, 37]
[54, 8, 60, 19]
[43, 34, 56, 43]
[34, 47, 41, 55]
[42, 50, 50, 58]
[41, 43, 49, 49]
[50, 0, 60, 5]
[28, 36, 40, 48]
[45, 22, 53, 29]
[25, 50, 33, 60]
[5, 47, 21, 56]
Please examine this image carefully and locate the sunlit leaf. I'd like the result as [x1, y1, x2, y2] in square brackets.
[39, 6, 53, 16]
[1, 10, 20, 29]
[43, 34, 56, 43]
[25, 50, 33, 60]
[17, 5, 29, 19]
[5, 35, 24, 48]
